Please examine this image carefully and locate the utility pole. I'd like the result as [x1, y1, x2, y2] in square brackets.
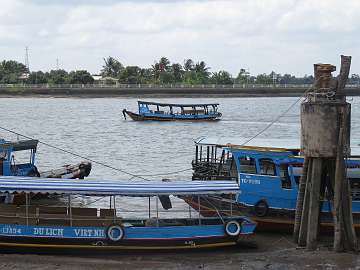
[25, 46, 30, 72]
[56, 58, 59, 70]
[293, 55, 357, 252]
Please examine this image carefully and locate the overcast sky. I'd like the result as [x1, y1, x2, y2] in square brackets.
[1, 0, 359, 76]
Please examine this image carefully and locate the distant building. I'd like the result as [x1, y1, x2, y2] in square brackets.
[91, 75, 119, 85]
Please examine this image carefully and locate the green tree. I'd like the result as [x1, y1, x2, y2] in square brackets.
[28, 71, 48, 84]
[151, 57, 172, 83]
[68, 70, 94, 84]
[211, 71, 233, 84]
[255, 73, 272, 84]
[101, 57, 124, 78]
[47, 69, 69, 84]
[119, 66, 143, 84]
[171, 63, 184, 82]
[0, 60, 28, 83]
[236, 68, 250, 84]
[183, 59, 194, 71]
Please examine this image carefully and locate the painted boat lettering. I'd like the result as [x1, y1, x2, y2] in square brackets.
[33, 227, 64, 237]
[241, 178, 260, 185]
[184, 240, 196, 246]
[74, 228, 105, 237]
[1, 226, 22, 235]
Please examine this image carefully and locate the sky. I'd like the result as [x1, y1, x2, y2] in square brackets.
[1, 0, 360, 76]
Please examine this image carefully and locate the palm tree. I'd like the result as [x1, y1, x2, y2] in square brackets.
[171, 63, 184, 82]
[183, 59, 194, 71]
[101, 57, 124, 78]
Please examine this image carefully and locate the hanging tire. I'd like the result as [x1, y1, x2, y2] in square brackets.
[254, 200, 269, 217]
[224, 220, 241, 236]
[106, 224, 124, 242]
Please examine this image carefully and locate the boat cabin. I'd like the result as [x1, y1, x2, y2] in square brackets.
[0, 139, 39, 177]
[191, 138, 360, 213]
[138, 101, 220, 117]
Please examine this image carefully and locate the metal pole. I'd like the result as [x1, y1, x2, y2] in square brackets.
[148, 197, 151, 219]
[198, 195, 201, 225]
[156, 196, 159, 227]
[68, 194, 72, 226]
[113, 196, 116, 223]
[110, 196, 112, 209]
[25, 193, 29, 226]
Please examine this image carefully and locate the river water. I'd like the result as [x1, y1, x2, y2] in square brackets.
[1, 97, 360, 213]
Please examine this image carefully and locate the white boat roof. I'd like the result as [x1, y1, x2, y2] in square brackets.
[0, 176, 239, 196]
[194, 136, 360, 155]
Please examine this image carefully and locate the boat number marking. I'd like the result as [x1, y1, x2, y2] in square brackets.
[185, 240, 196, 246]
[1, 226, 22, 235]
[240, 178, 260, 185]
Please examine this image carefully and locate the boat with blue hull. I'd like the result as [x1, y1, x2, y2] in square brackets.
[187, 139, 360, 233]
[123, 101, 222, 121]
[0, 139, 91, 179]
[0, 177, 256, 252]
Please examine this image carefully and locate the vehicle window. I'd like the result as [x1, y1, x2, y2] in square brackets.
[280, 164, 291, 189]
[258, 158, 276, 176]
[239, 156, 256, 174]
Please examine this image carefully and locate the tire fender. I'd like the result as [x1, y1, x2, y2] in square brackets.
[106, 224, 124, 242]
[253, 200, 269, 217]
[224, 220, 241, 236]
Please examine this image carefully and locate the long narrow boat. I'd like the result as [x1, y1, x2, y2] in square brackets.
[186, 138, 360, 233]
[0, 177, 256, 252]
[123, 101, 222, 121]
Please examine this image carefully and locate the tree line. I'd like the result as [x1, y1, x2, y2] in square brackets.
[1, 57, 360, 85]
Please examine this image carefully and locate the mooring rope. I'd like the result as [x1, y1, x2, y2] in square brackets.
[241, 84, 317, 146]
[0, 126, 156, 180]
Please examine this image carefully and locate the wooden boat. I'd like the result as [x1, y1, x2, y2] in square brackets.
[0, 177, 256, 252]
[187, 138, 360, 233]
[0, 139, 91, 179]
[123, 101, 222, 121]
[0, 139, 91, 204]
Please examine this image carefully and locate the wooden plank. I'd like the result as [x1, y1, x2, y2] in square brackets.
[306, 158, 322, 250]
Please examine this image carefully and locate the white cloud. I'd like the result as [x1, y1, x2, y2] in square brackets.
[1, 0, 360, 76]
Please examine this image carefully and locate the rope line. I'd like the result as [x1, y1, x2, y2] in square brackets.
[0, 126, 154, 180]
[241, 84, 316, 146]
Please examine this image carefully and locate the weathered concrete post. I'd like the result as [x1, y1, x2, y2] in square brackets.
[294, 55, 357, 251]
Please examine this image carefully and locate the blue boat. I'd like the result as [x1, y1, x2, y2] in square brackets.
[0, 177, 256, 252]
[123, 100, 222, 121]
[188, 139, 360, 233]
[0, 139, 91, 179]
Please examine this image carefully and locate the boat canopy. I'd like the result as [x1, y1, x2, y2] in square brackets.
[194, 136, 300, 149]
[0, 176, 239, 196]
[138, 101, 219, 107]
[0, 139, 38, 151]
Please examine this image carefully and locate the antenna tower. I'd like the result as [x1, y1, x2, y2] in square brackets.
[25, 46, 30, 72]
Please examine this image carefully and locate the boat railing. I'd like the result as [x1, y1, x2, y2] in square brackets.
[0, 203, 237, 227]
[4, 83, 360, 89]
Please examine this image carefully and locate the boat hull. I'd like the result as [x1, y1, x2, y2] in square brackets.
[182, 195, 360, 234]
[123, 110, 221, 121]
[0, 220, 255, 253]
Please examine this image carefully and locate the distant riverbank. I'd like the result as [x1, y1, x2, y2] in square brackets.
[1, 85, 360, 98]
